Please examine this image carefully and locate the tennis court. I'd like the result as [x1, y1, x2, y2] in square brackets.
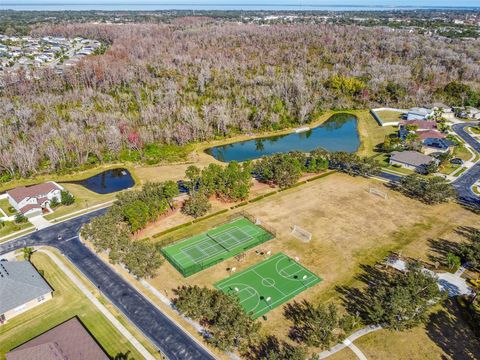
[161, 217, 274, 277]
[215, 253, 321, 319]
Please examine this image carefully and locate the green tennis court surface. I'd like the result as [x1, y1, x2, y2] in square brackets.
[161, 217, 274, 277]
[215, 253, 321, 319]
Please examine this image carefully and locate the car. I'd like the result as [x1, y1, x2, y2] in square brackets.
[450, 158, 464, 165]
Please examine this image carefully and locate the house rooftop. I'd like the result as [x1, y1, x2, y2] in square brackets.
[408, 107, 432, 116]
[423, 137, 453, 150]
[390, 151, 434, 167]
[0, 261, 52, 315]
[416, 130, 446, 140]
[6, 182, 60, 204]
[6, 317, 109, 360]
[400, 120, 436, 130]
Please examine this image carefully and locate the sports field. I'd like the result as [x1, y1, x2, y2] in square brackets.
[161, 217, 274, 277]
[215, 253, 321, 319]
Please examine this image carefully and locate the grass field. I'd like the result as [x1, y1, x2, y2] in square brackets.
[162, 217, 274, 276]
[0, 198, 15, 216]
[374, 110, 405, 122]
[355, 111, 397, 157]
[0, 252, 154, 360]
[44, 183, 116, 221]
[215, 253, 321, 318]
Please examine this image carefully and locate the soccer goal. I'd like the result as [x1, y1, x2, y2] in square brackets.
[291, 225, 312, 243]
[369, 188, 388, 200]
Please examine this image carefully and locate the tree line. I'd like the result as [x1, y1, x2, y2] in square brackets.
[1, 21, 479, 180]
[81, 181, 178, 278]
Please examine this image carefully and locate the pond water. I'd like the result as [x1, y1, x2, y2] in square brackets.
[205, 113, 360, 162]
[71, 168, 135, 194]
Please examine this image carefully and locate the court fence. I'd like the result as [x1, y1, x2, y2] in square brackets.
[229, 211, 278, 237]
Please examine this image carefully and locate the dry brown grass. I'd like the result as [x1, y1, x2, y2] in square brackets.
[148, 173, 478, 348]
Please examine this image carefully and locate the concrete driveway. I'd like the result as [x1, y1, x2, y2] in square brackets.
[28, 215, 51, 230]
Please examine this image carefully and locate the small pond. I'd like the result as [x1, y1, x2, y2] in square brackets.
[205, 113, 360, 162]
[70, 168, 135, 194]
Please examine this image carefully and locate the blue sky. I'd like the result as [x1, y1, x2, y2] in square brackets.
[6, 0, 480, 7]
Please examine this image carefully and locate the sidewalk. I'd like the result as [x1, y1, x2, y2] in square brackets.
[37, 248, 156, 360]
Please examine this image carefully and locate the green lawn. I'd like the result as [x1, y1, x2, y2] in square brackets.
[469, 126, 480, 135]
[161, 217, 274, 277]
[439, 162, 460, 175]
[0, 221, 32, 239]
[0, 198, 16, 216]
[453, 145, 473, 162]
[0, 252, 151, 360]
[45, 183, 116, 221]
[356, 111, 397, 157]
[453, 167, 468, 177]
[374, 110, 405, 123]
[215, 253, 321, 319]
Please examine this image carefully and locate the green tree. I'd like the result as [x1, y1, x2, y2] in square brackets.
[123, 199, 150, 233]
[284, 301, 356, 349]
[182, 192, 211, 218]
[49, 197, 60, 208]
[60, 191, 75, 205]
[174, 286, 260, 352]
[123, 240, 163, 278]
[254, 153, 304, 188]
[23, 246, 34, 261]
[185, 165, 201, 193]
[14, 212, 27, 223]
[364, 262, 445, 330]
[249, 335, 307, 360]
[446, 252, 461, 271]
[397, 174, 455, 204]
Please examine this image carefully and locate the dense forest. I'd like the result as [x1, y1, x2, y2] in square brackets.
[1, 21, 480, 180]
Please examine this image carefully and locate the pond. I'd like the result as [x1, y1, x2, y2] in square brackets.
[205, 113, 360, 162]
[70, 168, 135, 194]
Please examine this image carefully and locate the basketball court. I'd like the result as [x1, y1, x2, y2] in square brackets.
[215, 253, 321, 319]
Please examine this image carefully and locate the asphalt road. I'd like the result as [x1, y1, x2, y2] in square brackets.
[0, 208, 215, 360]
[451, 122, 480, 209]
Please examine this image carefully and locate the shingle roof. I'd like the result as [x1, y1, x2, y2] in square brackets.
[0, 261, 52, 315]
[416, 130, 446, 140]
[390, 151, 434, 167]
[6, 182, 60, 204]
[399, 120, 436, 130]
[6, 317, 109, 360]
[423, 138, 452, 150]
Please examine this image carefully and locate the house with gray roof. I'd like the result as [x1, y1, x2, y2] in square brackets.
[0, 261, 53, 324]
[390, 151, 438, 172]
[406, 107, 434, 121]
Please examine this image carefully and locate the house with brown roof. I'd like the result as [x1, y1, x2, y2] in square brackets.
[6, 317, 109, 360]
[6, 182, 63, 217]
[0, 261, 53, 324]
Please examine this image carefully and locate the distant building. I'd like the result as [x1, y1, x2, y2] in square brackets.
[6, 182, 63, 217]
[0, 261, 53, 324]
[6, 317, 109, 360]
[390, 151, 437, 171]
[406, 107, 434, 121]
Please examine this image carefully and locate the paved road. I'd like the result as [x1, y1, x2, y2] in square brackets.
[0, 208, 215, 360]
[451, 122, 480, 209]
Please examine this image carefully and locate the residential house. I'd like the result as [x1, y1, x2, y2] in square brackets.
[422, 138, 454, 155]
[0, 261, 53, 324]
[406, 107, 434, 121]
[6, 317, 109, 360]
[398, 120, 437, 141]
[6, 182, 63, 217]
[390, 151, 438, 172]
[415, 129, 446, 141]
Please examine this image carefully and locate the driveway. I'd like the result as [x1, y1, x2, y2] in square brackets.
[28, 215, 51, 230]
